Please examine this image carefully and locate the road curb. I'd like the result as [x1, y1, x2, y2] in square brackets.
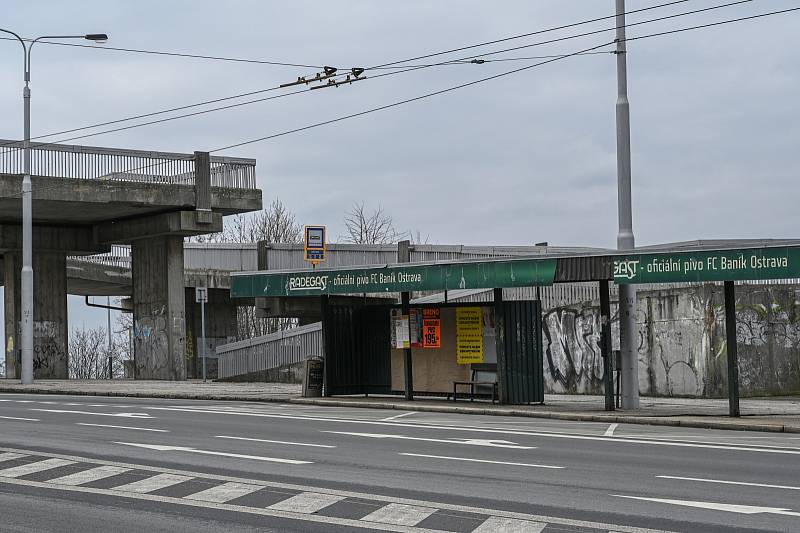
[288, 398, 800, 434]
[2, 387, 797, 434]
[0, 387, 291, 404]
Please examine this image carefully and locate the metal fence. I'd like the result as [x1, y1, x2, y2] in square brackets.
[217, 322, 323, 379]
[67, 244, 131, 269]
[0, 139, 256, 189]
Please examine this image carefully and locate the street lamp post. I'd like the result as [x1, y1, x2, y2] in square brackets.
[0, 29, 108, 384]
[613, 1, 639, 409]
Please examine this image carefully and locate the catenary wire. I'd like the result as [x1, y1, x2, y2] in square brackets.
[208, 5, 800, 154]
[0, 0, 690, 72]
[0, 0, 752, 156]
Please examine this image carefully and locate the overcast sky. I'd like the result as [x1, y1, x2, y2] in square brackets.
[1, 0, 798, 352]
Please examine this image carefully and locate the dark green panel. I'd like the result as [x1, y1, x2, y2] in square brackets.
[231, 258, 557, 298]
[614, 247, 800, 284]
[497, 300, 544, 405]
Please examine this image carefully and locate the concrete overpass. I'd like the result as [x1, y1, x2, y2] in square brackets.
[0, 140, 261, 380]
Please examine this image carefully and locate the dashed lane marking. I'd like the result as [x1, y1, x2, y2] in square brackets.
[360, 503, 437, 526]
[0, 415, 39, 422]
[0, 458, 75, 478]
[49, 465, 131, 486]
[399, 453, 563, 469]
[268, 491, 346, 514]
[215, 435, 335, 448]
[656, 475, 800, 491]
[111, 473, 193, 494]
[77, 423, 169, 433]
[183, 481, 262, 503]
[472, 516, 546, 533]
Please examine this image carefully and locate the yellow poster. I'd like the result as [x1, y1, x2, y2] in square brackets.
[456, 307, 483, 364]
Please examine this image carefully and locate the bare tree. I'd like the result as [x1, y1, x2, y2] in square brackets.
[188, 198, 302, 245]
[69, 326, 107, 379]
[188, 199, 304, 339]
[341, 202, 407, 244]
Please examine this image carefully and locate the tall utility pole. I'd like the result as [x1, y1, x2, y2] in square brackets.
[0, 29, 107, 384]
[615, 0, 639, 408]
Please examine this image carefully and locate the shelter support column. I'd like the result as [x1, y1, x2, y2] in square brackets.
[401, 291, 413, 401]
[599, 280, 615, 411]
[724, 281, 740, 417]
[398, 240, 413, 401]
[493, 288, 506, 405]
[3, 251, 68, 379]
[131, 235, 186, 380]
[320, 295, 332, 397]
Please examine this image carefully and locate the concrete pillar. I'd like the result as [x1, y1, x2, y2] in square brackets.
[184, 287, 237, 379]
[3, 251, 68, 379]
[131, 236, 186, 380]
[4, 253, 20, 379]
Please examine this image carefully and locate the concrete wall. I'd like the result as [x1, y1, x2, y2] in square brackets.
[131, 236, 186, 380]
[184, 287, 237, 380]
[3, 252, 69, 379]
[543, 283, 800, 398]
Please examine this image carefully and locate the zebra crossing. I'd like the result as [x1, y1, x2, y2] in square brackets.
[0, 449, 671, 533]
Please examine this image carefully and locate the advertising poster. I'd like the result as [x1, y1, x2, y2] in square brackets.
[456, 307, 483, 364]
[422, 308, 441, 349]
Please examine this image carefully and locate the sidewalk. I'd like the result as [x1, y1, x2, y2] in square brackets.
[2, 380, 799, 433]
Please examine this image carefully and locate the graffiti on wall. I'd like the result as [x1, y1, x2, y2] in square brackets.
[542, 284, 800, 398]
[133, 305, 169, 378]
[32, 320, 67, 378]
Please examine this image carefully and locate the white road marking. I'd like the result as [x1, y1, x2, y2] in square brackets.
[114, 442, 313, 465]
[657, 475, 800, 491]
[30, 409, 153, 418]
[269, 491, 345, 513]
[0, 453, 27, 463]
[215, 435, 335, 448]
[400, 453, 563, 469]
[604, 423, 619, 437]
[183, 481, 262, 503]
[49, 465, 130, 486]
[473, 516, 547, 533]
[0, 458, 75, 478]
[0, 445, 665, 533]
[613, 495, 800, 517]
[0, 415, 39, 422]
[324, 431, 535, 449]
[143, 405, 800, 455]
[77, 423, 168, 433]
[381, 412, 416, 422]
[360, 503, 436, 526]
[112, 473, 193, 493]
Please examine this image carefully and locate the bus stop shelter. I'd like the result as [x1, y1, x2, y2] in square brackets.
[230, 240, 800, 416]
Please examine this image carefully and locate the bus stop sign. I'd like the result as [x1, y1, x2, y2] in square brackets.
[304, 225, 326, 265]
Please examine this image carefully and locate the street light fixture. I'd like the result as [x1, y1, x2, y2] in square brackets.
[0, 28, 108, 384]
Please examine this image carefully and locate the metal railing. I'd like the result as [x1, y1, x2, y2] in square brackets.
[68, 245, 132, 269]
[0, 139, 256, 189]
[217, 322, 323, 379]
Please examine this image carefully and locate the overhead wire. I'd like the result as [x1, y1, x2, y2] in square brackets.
[207, 4, 800, 154]
[0, 0, 754, 156]
[0, 0, 690, 72]
[0, 0, 694, 151]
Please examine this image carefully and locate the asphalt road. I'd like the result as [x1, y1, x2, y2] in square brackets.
[0, 393, 798, 532]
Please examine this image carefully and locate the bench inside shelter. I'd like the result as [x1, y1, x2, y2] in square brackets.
[451, 363, 498, 402]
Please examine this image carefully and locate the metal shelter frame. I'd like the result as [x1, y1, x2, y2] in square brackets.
[230, 239, 800, 416]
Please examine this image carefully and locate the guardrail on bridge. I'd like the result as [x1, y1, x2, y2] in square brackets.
[0, 139, 256, 189]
